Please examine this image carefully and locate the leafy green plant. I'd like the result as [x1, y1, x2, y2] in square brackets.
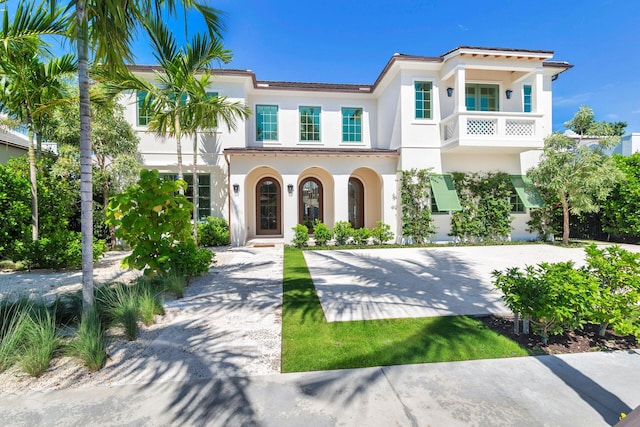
[493, 262, 599, 344]
[106, 169, 194, 277]
[312, 220, 332, 246]
[333, 221, 353, 245]
[602, 153, 640, 241]
[292, 224, 309, 248]
[450, 172, 513, 241]
[584, 244, 640, 338]
[165, 240, 213, 279]
[197, 217, 230, 247]
[15, 232, 107, 270]
[351, 227, 371, 245]
[67, 308, 106, 372]
[400, 169, 434, 243]
[371, 221, 393, 244]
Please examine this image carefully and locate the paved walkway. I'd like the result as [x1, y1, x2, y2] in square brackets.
[1, 244, 640, 426]
[304, 245, 591, 322]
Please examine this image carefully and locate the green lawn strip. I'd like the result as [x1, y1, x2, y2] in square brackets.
[282, 247, 530, 372]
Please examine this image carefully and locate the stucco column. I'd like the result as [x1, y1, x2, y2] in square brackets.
[229, 172, 245, 246]
[333, 174, 350, 224]
[282, 174, 298, 244]
[454, 66, 466, 113]
[533, 69, 544, 114]
[382, 173, 400, 241]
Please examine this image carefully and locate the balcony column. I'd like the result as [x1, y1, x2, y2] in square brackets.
[454, 66, 466, 113]
[533, 69, 544, 113]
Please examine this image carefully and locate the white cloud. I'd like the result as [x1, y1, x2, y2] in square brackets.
[553, 93, 593, 107]
[456, 23, 468, 31]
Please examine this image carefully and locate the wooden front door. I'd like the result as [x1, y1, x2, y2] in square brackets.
[256, 178, 281, 235]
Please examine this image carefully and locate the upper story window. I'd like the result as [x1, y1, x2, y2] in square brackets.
[256, 105, 278, 141]
[523, 85, 532, 113]
[414, 81, 433, 119]
[299, 106, 321, 142]
[465, 84, 499, 112]
[137, 90, 153, 127]
[342, 107, 362, 143]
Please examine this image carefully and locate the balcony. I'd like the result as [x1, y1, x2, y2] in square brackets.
[440, 111, 544, 153]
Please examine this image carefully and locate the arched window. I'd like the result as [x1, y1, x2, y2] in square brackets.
[256, 178, 281, 235]
[299, 178, 323, 232]
[348, 177, 364, 229]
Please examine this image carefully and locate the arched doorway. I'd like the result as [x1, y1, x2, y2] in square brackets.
[348, 177, 364, 229]
[299, 178, 323, 232]
[256, 177, 281, 235]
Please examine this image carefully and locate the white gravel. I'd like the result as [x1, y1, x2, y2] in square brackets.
[0, 245, 283, 395]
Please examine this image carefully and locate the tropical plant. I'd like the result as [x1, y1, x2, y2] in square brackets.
[351, 227, 371, 245]
[106, 169, 194, 277]
[528, 106, 623, 244]
[333, 221, 353, 246]
[0, 13, 76, 242]
[292, 224, 309, 248]
[584, 244, 640, 338]
[493, 262, 600, 344]
[197, 217, 230, 247]
[371, 221, 394, 244]
[601, 153, 640, 241]
[312, 220, 332, 246]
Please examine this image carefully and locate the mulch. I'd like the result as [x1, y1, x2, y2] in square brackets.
[479, 314, 639, 355]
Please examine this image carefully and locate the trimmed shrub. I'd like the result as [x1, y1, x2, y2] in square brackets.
[167, 241, 213, 279]
[351, 227, 371, 245]
[312, 220, 332, 246]
[197, 217, 230, 247]
[14, 232, 107, 270]
[371, 221, 394, 244]
[333, 221, 353, 246]
[292, 224, 309, 248]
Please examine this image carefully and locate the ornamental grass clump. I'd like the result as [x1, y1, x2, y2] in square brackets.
[19, 310, 60, 377]
[67, 309, 106, 372]
[0, 299, 31, 372]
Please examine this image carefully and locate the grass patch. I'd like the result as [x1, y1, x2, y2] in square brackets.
[282, 247, 530, 372]
[67, 309, 106, 372]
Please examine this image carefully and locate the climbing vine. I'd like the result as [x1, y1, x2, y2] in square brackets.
[449, 172, 513, 241]
[400, 169, 435, 243]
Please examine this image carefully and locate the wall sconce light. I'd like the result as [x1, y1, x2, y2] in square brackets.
[505, 89, 513, 99]
[232, 183, 240, 195]
[287, 184, 294, 195]
[446, 87, 454, 97]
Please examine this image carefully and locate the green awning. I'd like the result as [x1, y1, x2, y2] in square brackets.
[430, 174, 462, 211]
[510, 175, 545, 208]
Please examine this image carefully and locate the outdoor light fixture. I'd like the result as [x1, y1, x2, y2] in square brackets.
[505, 89, 513, 99]
[287, 184, 294, 195]
[233, 183, 240, 195]
[446, 87, 454, 97]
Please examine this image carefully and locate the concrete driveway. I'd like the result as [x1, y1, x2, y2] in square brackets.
[303, 244, 598, 322]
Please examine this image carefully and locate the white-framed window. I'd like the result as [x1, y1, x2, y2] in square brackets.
[256, 105, 278, 141]
[299, 106, 321, 142]
[342, 107, 362, 142]
[414, 81, 433, 119]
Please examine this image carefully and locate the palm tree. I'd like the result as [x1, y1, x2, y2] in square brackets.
[100, 17, 250, 241]
[0, 23, 76, 241]
[61, 0, 226, 312]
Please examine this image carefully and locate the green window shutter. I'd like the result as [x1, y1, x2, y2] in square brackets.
[429, 174, 462, 211]
[523, 85, 532, 113]
[510, 175, 545, 208]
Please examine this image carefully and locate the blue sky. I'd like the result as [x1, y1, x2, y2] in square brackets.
[7, 0, 639, 132]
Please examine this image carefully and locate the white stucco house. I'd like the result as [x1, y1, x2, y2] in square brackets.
[120, 46, 572, 245]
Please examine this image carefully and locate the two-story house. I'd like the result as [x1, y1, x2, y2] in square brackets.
[121, 46, 572, 245]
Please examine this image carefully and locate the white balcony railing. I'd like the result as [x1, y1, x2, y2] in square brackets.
[441, 111, 543, 152]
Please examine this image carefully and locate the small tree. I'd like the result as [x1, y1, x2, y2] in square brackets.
[106, 169, 211, 277]
[528, 106, 623, 245]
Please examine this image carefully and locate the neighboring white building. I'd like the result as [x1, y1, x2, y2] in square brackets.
[0, 127, 28, 164]
[122, 46, 572, 245]
[613, 133, 640, 156]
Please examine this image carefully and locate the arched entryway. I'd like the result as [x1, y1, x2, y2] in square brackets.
[348, 177, 365, 229]
[256, 177, 281, 235]
[299, 177, 323, 232]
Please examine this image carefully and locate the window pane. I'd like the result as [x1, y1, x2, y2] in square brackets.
[523, 85, 532, 113]
[137, 90, 152, 126]
[342, 108, 362, 142]
[465, 84, 499, 112]
[256, 105, 278, 141]
[414, 81, 432, 119]
[348, 178, 364, 228]
[299, 106, 321, 141]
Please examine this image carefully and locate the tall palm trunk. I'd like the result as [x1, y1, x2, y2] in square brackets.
[175, 115, 183, 181]
[192, 133, 198, 243]
[26, 124, 38, 241]
[77, 0, 94, 313]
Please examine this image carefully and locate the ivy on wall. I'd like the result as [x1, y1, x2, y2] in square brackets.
[400, 169, 434, 243]
[449, 172, 513, 241]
